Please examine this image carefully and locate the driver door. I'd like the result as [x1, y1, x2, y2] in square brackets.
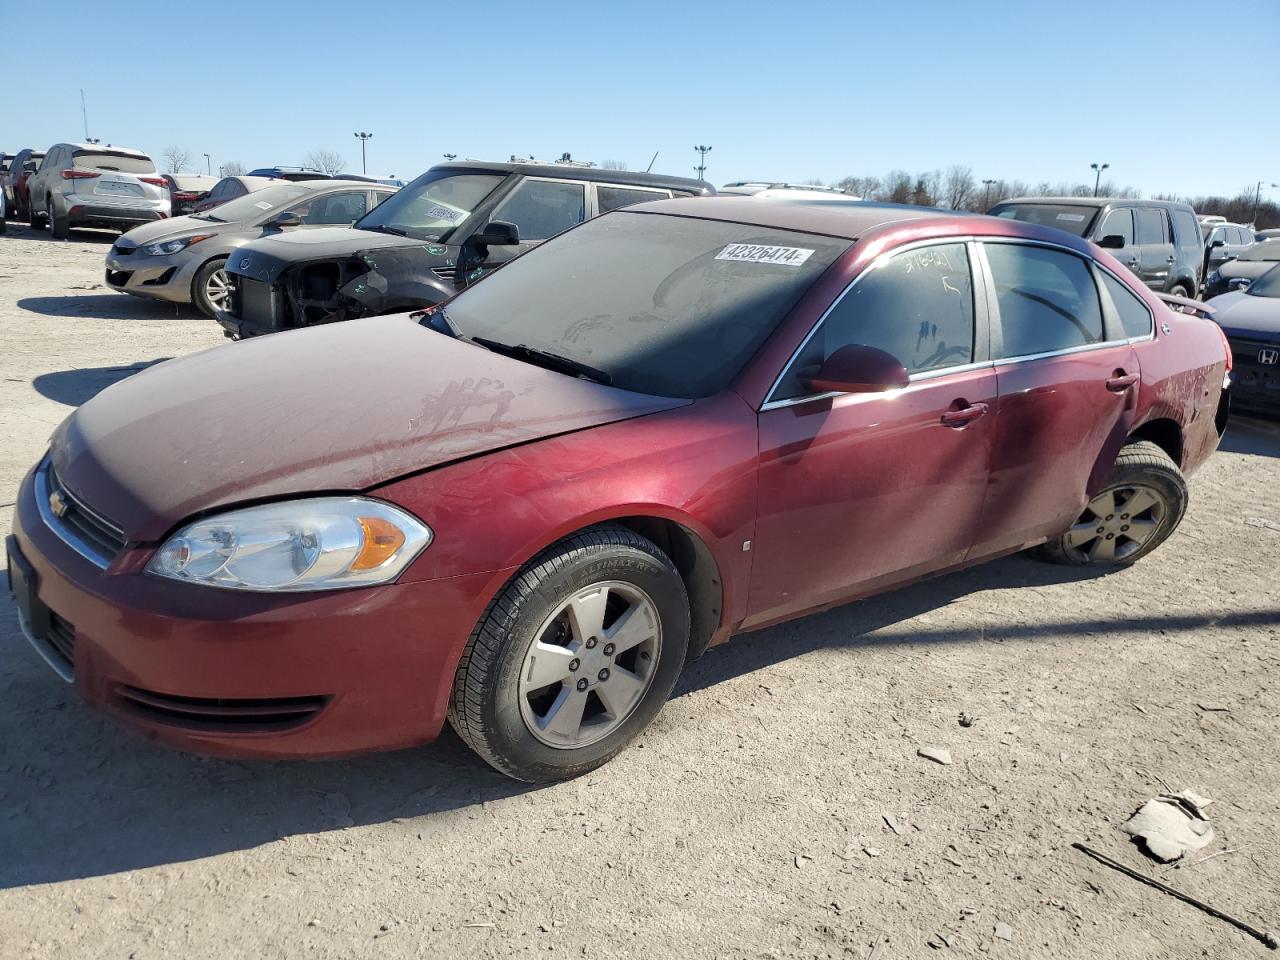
[460, 177, 586, 286]
[745, 241, 997, 628]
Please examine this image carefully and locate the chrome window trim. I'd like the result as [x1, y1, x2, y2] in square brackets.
[760, 236, 982, 409]
[760, 360, 997, 412]
[35, 462, 116, 570]
[16, 607, 75, 684]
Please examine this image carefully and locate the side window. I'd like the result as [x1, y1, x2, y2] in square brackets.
[597, 185, 669, 212]
[492, 179, 586, 241]
[1209, 227, 1225, 247]
[1134, 208, 1167, 245]
[1097, 208, 1134, 246]
[1172, 210, 1200, 251]
[1099, 271, 1154, 338]
[371, 190, 393, 209]
[775, 243, 975, 399]
[299, 191, 368, 225]
[1232, 226, 1251, 246]
[985, 243, 1105, 358]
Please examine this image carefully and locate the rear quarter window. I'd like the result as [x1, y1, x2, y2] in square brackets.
[1099, 271, 1154, 338]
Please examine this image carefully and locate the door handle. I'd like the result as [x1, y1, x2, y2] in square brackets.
[940, 401, 989, 427]
[1166, 254, 1176, 262]
[1106, 372, 1139, 392]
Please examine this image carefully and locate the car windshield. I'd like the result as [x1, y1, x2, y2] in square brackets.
[1246, 264, 1280, 298]
[990, 203, 1097, 236]
[1239, 240, 1280, 261]
[193, 183, 315, 222]
[437, 211, 850, 398]
[356, 170, 503, 241]
[73, 151, 155, 174]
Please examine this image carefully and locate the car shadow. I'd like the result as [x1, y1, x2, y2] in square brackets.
[9, 550, 1266, 890]
[31, 360, 171, 407]
[17, 295, 204, 322]
[2, 223, 118, 244]
[1221, 414, 1280, 458]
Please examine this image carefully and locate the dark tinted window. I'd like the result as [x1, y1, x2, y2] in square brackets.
[598, 185, 669, 212]
[492, 179, 586, 241]
[986, 243, 1104, 357]
[776, 243, 974, 400]
[1232, 226, 1252, 245]
[990, 203, 1096, 236]
[1134, 208, 1168, 245]
[1172, 209, 1201, 252]
[299, 190, 368, 224]
[441, 212, 849, 399]
[1100, 271, 1153, 337]
[1097, 208, 1134, 245]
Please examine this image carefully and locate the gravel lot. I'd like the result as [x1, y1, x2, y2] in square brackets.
[1, 224, 1278, 960]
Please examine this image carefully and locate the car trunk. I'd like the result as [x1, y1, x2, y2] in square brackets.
[69, 151, 164, 209]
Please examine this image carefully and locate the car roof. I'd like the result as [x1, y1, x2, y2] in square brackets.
[998, 196, 1194, 211]
[61, 142, 150, 157]
[623, 196, 965, 240]
[429, 160, 710, 192]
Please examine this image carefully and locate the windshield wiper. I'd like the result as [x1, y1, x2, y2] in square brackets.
[361, 223, 409, 237]
[470, 337, 613, 385]
[195, 214, 225, 222]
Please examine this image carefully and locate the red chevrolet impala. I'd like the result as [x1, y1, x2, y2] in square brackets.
[8, 199, 1230, 782]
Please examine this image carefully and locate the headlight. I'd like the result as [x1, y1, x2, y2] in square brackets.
[147, 497, 432, 591]
[144, 235, 209, 256]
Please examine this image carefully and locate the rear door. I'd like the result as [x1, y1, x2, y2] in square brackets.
[969, 240, 1140, 560]
[1134, 207, 1176, 290]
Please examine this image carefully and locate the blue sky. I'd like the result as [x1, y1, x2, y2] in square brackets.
[7, 0, 1277, 198]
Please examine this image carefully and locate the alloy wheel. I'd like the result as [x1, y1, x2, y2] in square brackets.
[205, 269, 231, 309]
[1061, 484, 1167, 563]
[518, 580, 662, 749]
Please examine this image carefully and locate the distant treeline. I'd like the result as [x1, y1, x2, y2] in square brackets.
[805, 166, 1280, 229]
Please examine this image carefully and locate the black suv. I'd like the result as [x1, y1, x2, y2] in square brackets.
[987, 197, 1204, 297]
[217, 160, 712, 338]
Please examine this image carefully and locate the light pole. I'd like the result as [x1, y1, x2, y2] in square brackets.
[1251, 181, 1278, 227]
[353, 131, 373, 174]
[982, 178, 997, 210]
[1091, 162, 1109, 197]
[694, 144, 712, 181]
[203, 153, 211, 175]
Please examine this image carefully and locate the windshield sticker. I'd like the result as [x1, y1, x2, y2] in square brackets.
[254, 201, 274, 210]
[715, 243, 815, 266]
[1056, 213, 1086, 222]
[425, 204, 464, 224]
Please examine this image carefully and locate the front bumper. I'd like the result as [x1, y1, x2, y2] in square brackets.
[104, 246, 201, 304]
[9, 462, 509, 758]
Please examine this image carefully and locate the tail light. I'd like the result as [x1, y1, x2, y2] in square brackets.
[172, 191, 197, 201]
[140, 176, 167, 186]
[61, 169, 100, 180]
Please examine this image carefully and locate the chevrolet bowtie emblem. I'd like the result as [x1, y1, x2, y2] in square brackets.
[48, 490, 69, 518]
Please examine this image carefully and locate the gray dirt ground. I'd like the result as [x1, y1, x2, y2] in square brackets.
[1, 224, 1278, 960]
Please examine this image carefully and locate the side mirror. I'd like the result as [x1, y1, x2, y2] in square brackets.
[800, 344, 910, 395]
[468, 219, 520, 249]
[23, 161, 37, 173]
[1098, 234, 1126, 249]
[1210, 239, 1225, 249]
[266, 210, 303, 229]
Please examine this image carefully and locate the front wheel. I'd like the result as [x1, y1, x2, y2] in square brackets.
[448, 527, 690, 782]
[1038, 440, 1188, 566]
[192, 258, 231, 317]
[27, 198, 43, 230]
[1167, 283, 1191, 300]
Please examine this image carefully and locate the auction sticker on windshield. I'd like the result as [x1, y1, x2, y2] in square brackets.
[1056, 213, 1086, 222]
[715, 243, 815, 266]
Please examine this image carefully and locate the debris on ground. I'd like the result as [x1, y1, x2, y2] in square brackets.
[917, 746, 953, 766]
[1073, 843, 1278, 949]
[1197, 702, 1231, 712]
[1121, 790, 1214, 862]
[958, 712, 978, 727]
[883, 814, 904, 835]
[993, 921, 1013, 941]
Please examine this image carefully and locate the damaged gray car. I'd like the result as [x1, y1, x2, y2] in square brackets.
[215, 159, 712, 338]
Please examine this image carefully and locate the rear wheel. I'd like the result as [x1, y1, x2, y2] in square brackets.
[448, 526, 690, 782]
[1168, 283, 1191, 300]
[1038, 440, 1188, 566]
[192, 258, 231, 317]
[49, 197, 69, 239]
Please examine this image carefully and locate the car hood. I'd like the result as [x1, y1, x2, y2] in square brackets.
[49, 315, 689, 542]
[1219, 258, 1280, 280]
[118, 215, 241, 247]
[231, 227, 424, 283]
[1209, 291, 1280, 341]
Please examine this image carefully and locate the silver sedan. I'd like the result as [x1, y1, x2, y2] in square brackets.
[104, 180, 397, 316]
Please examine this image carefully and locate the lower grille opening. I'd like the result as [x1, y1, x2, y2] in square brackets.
[105, 269, 133, 288]
[114, 686, 329, 732]
[142, 267, 177, 286]
[46, 612, 76, 668]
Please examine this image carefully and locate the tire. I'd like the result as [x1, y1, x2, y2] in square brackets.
[448, 526, 690, 783]
[49, 197, 69, 239]
[27, 197, 42, 230]
[1167, 283, 1191, 300]
[192, 257, 230, 317]
[1038, 440, 1188, 567]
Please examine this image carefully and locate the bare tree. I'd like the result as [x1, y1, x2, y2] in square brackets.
[306, 149, 346, 175]
[601, 159, 629, 171]
[220, 160, 246, 176]
[943, 165, 975, 210]
[162, 146, 192, 174]
[885, 170, 913, 204]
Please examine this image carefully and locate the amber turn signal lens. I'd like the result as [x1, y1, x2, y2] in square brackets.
[351, 516, 407, 570]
